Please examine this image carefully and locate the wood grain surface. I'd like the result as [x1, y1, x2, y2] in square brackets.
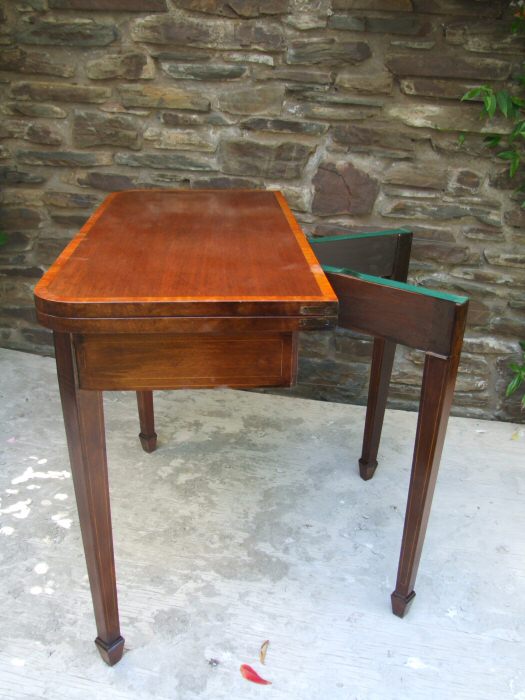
[34, 190, 337, 327]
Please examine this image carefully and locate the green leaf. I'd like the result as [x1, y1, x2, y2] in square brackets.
[461, 86, 486, 101]
[0, 232, 8, 246]
[506, 374, 523, 397]
[484, 134, 502, 148]
[457, 132, 466, 145]
[519, 340, 525, 352]
[509, 120, 525, 143]
[497, 150, 520, 177]
[484, 92, 497, 119]
[509, 362, 522, 372]
[496, 90, 512, 117]
[497, 150, 517, 160]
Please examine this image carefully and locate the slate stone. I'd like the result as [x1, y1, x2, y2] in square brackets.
[218, 85, 284, 115]
[430, 132, 490, 158]
[287, 39, 371, 64]
[384, 163, 447, 190]
[484, 250, 525, 268]
[118, 85, 210, 111]
[144, 127, 216, 152]
[411, 241, 474, 265]
[114, 151, 215, 171]
[452, 170, 481, 193]
[233, 24, 285, 51]
[6, 102, 67, 118]
[333, 0, 413, 9]
[147, 48, 212, 62]
[2, 207, 43, 230]
[177, 0, 289, 17]
[386, 54, 511, 80]
[86, 52, 155, 80]
[132, 15, 284, 50]
[0, 48, 74, 77]
[312, 161, 379, 216]
[161, 63, 246, 80]
[254, 66, 333, 84]
[48, 212, 91, 227]
[19, 327, 53, 349]
[329, 14, 428, 35]
[413, 0, 504, 17]
[192, 176, 261, 189]
[386, 104, 509, 133]
[0, 122, 25, 140]
[381, 198, 501, 227]
[288, 102, 378, 122]
[225, 51, 274, 66]
[219, 139, 314, 179]
[43, 191, 100, 208]
[400, 77, 482, 100]
[284, 14, 327, 31]
[336, 70, 393, 94]
[160, 112, 232, 127]
[49, 0, 167, 9]
[76, 171, 138, 191]
[0, 189, 43, 207]
[131, 16, 209, 44]
[16, 18, 118, 47]
[292, 90, 384, 108]
[0, 166, 46, 184]
[11, 81, 111, 104]
[489, 170, 525, 191]
[328, 15, 365, 31]
[17, 150, 113, 167]
[73, 111, 142, 149]
[24, 124, 63, 146]
[504, 208, 525, 229]
[241, 117, 328, 135]
[0, 305, 35, 326]
[445, 20, 524, 55]
[390, 39, 435, 50]
[0, 265, 44, 277]
[462, 226, 503, 241]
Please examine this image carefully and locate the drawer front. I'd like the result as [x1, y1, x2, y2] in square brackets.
[75, 333, 297, 390]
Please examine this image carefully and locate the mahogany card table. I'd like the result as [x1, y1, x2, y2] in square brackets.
[34, 189, 339, 664]
[34, 189, 460, 666]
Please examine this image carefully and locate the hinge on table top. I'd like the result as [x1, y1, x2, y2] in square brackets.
[299, 304, 333, 316]
[299, 317, 335, 329]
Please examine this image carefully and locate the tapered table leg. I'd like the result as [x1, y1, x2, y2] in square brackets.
[54, 332, 124, 665]
[136, 391, 157, 453]
[391, 353, 460, 617]
[359, 338, 396, 480]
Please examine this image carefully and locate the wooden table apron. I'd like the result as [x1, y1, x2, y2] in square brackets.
[34, 189, 338, 665]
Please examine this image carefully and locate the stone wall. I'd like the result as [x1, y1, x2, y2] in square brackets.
[0, 0, 524, 421]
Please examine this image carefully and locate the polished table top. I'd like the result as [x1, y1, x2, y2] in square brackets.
[34, 189, 337, 327]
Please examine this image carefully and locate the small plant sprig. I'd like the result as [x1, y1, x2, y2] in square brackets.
[506, 341, 525, 410]
[461, 85, 525, 181]
[460, 4, 525, 205]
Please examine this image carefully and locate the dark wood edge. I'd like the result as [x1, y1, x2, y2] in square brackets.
[326, 271, 468, 358]
[35, 309, 337, 333]
[392, 231, 413, 283]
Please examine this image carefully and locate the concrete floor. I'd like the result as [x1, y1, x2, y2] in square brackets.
[0, 347, 524, 700]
